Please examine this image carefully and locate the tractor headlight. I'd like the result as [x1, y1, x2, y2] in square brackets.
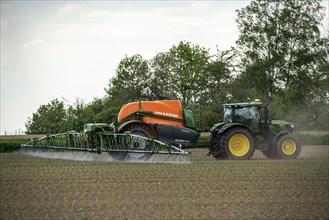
[286, 124, 294, 133]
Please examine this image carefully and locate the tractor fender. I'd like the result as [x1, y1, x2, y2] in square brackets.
[214, 123, 253, 136]
[210, 123, 258, 148]
[270, 131, 290, 147]
[116, 120, 157, 137]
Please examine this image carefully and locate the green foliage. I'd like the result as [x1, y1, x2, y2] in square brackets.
[66, 98, 93, 132]
[236, 0, 328, 102]
[0, 139, 28, 152]
[168, 41, 210, 105]
[25, 97, 119, 134]
[86, 97, 120, 124]
[106, 41, 212, 106]
[25, 99, 68, 134]
[107, 54, 150, 104]
[148, 52, 175, 99]
[200, 49, 235, 113]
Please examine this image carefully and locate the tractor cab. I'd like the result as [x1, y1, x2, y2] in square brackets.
[222, 100, 264, 133]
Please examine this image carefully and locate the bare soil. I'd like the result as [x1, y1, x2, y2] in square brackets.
[0, 146, 328, 220]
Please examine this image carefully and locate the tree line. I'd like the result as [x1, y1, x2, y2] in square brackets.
[26, 0, 329, 134]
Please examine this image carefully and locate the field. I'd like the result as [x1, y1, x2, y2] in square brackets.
[1, 146, 328, 220]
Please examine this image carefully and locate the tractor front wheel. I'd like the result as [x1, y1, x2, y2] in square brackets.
[216, 128, 255, 160]
[263, 134, 301, 159]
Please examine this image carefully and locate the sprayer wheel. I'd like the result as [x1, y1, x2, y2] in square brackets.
[111, 124, 155, 161]
[127, 125, 154, 160]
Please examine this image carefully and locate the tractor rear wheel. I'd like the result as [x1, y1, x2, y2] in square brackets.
[216, 127, 255, 160]
[263, 134, 301, 159]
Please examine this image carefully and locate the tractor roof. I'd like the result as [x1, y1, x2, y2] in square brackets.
[223, 101, 263, 108]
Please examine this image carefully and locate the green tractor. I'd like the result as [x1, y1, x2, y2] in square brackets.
[208, 99, 301, 160]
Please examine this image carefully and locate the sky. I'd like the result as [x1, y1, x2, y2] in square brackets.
[1, 1, 328, 135]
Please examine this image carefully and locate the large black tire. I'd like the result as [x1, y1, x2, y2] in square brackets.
[262, 134, 301, 159]
[112, 124, 155, 161]
[209, 134, 227, 159]
[214, 127, 255, 160]
[127, 126, 153, 160]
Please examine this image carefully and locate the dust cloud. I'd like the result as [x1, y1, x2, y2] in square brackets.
[252, 145, 329, 160]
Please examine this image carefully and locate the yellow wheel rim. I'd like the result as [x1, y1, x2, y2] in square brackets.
[281, 139, 297, 155]
[228, 134, 250, 157]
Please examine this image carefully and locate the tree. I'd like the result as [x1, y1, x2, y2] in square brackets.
[148, 52, 176, 99]
[66, 98, 95, 132]
[106, 54, 150, 104]
[25, 99, 68, 134]
[236, 0, 328, 102]
[92, 96, 121, 124]
[169, 41, 210, 105]
[202, 49, 235, 105]
[195, 49, 235, 126]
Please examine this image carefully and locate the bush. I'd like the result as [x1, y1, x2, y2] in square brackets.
[0, 139, 30, 153]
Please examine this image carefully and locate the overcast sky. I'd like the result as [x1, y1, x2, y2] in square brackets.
[1, 1, 328, 135]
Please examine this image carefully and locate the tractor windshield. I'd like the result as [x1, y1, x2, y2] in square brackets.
[223, 106, 260, 124]
[234, 106, 261, 132]
[235, 106, 259, 121]
[223, 108, 233, 123]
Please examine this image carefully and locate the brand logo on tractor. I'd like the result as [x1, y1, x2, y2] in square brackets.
[175, 139, 190, 143]
[155, 111, 179, 118]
